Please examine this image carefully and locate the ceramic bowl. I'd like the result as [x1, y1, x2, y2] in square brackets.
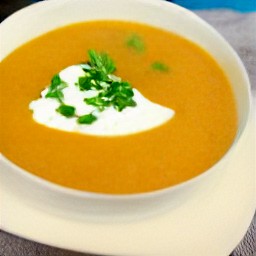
[0, 0, 251, 221]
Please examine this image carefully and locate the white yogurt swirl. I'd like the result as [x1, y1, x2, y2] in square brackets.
[29, 65, 175, 136]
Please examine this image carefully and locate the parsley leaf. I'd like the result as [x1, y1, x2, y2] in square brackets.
[50, 74, 62, 88]
[151, 61, 169, 72]
[56, 104, 76, 117]
[46, 50, 137, 125]
[88, 49, 116, 74]
[78, 76, 93, 91]
[103, 81, 136, 111]
[45, 74, 67, 102]
[84, 96, 110, 110]
[45, 90, 64, 100]
[126, 34, 145, 53]
[78, 50, 137, 115]
[78, 50, 115, 92]
[77, 113, 97, 124]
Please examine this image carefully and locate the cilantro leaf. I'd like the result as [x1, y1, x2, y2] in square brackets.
[45, 90, 64, 101]
[50, 74, 62, 89]
[84, 80, 136, 112]
[126, 34, 145, 53]
[88, 49, 116, 74]
[45, 74, 67, 102]
[56, 104, 76, 117]
[113, 96, 137, 112]
[78, 76, 93, 91]
[151, 61, 169, 72]
[78, 50, 137, 116]
[84, 96, 110, 109]
[46, 50, 137, 126]
[77, 113, 97, 124]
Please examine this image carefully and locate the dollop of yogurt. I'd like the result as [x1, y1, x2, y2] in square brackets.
[29, 65, 175, 136]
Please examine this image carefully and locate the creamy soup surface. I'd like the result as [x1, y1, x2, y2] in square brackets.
[0, 21, 237, 194]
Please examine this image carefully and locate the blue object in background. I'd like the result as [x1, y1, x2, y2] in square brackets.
[32, 0, 256, 12]
[170, 0, 256, 12]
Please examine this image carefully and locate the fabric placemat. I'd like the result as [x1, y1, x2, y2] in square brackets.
[193, 11, 256, 256]
[0, 6, 255, 256]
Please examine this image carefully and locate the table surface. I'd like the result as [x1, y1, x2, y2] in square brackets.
[0, 1, 255, 256]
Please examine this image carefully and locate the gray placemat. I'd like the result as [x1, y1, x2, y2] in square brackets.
[195, 11, 256, 256]
[0, 8, 255, 256]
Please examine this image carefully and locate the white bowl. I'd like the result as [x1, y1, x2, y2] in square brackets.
[0, 0, 251, 221]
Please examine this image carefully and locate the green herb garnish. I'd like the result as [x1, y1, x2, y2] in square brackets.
[78, 50, 137, 113]
[45, 50, 137, 125]
[56, 104, 76, 117]
[45, 74, 67, 102]
[88, 49, 116, 74]
[101, 81, 136, 111]
[77, 113, 97, 124]
[151, 61, 170, 72]
[84, 96, 110, 111]
[78, 50, 116, 92]
[126, 34, 145, 53]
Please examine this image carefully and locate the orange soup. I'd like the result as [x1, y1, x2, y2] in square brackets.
[0, 21, 237, 194]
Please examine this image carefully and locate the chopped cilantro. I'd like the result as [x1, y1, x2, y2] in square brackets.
[78, 50, 116, 92]
[77, 113, 97, 124]
[84, 96, 110, 110]
[44, 50, 137, 125]
[56, 104, 76, 117]
[126, 34, 145, 53]
[45, 74, 67, 102]
[84, 81, 136, 112]
[78, 76, 93, 91]
[103, 81, 136, 111]
[151, 61, 170, 72]
[45, 90, 64, 101]
[88, 49, 116, 74]
[78, 50, 137, 114]
[51, 74, 62, 88]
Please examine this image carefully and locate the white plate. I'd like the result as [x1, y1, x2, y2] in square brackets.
[0, 0, 255, 255]
[0, 114, 255, 256]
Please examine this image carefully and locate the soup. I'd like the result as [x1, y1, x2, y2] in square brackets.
[0, 21, 237, 194]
